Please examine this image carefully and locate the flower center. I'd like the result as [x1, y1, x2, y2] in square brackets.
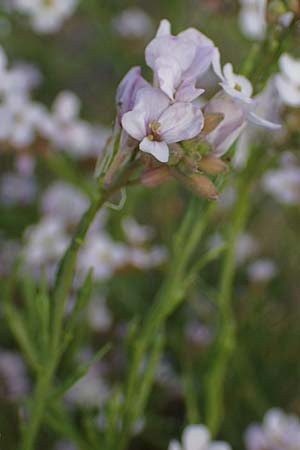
[148, 119, 161, 141]
[234, 83, 242, 92]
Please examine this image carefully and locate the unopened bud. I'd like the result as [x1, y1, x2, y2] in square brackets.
[172, 169, 219, 200]
[197, 155, 229, 175]
[201, 113, 224, 136]
[141, 166, 171, 187]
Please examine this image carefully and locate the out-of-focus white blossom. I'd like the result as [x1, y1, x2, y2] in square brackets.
[245, 408, 300, 450]
[263, 166, 300, 205]
[0, 172, 37, 205]
[113, 8, 154, 39]
[23, 217, 69, 276]
[275, 53, 300, 107]
[66, 356, 110, 408]
[239, 0, 267, 41]
[236, 233, 259, 265]
[247, 259, 278, 283]
[88, 296, 113, 333]
[168, 424, 232, 450]
[42, 181, 89, 226]
[122, 217, 154, 245]
[13, 0, 78, 34]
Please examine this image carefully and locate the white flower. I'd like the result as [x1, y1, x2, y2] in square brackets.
[42, 181, 89, 226]
[0, 172, 36, 205]
[78, 233, 129, 281]
[247, 259, 277, 282]
[275, 53, 300, 107]
[23, 217, 69, 268]
[113, 8, 154, 39]
[122, 86, 204, 163]
[239, 0, 267, 41]
[168, 425, 232, 450]
[122, 217, 154, 245]
[13, 0, 78, 34]
[236, 233, 259, 265]
[263, 166, 300, 205]
[245, 408, 300, 450]
[88, 296, 112, 333]
[212, 50, 281, 130]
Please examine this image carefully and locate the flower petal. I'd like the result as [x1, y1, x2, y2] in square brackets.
[175, 79, 205, 102]
[139, 137, 169, 163]
[246, 111, 281, 130]
[156, 56, 182, 100]
[159, 102, 204, 143]
[275, 74, 300, 107]
[182, 425, 210, 450]
[121, 110, 147, 141]
[156, 19, 171, 37]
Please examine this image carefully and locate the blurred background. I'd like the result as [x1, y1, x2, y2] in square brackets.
[0, 1, 300, 449]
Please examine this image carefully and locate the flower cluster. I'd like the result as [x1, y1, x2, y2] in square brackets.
[0, 45, 109, 158]
[12, 0, 78, 34]
[245, 408, 300, 450]
[22, 181, 167, 283]
[106, 19, 280, 199]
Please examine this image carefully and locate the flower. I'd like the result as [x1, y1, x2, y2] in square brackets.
[168, 425, 232, 450]
[247, 259, 278, 283]
[262, 166, 300, 205]
[112, 7, 154, 39]
[13, 0, 78, 34]
[145, 19, 215, 102]
[122, 86, 204, 162]
[245, 408, 300, 450]
[212, 50, 281, 130]
[239, 0, 267, 41]
[275, 53, 300, 107]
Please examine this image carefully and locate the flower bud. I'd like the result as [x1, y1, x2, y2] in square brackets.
[197, 155, 229, 175]
[172, 169, 219, 200]
[141, 166, 171, 187]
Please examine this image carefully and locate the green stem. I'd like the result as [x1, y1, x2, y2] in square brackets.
[205, 178, 252, 435]
[22, 183, 117, 450]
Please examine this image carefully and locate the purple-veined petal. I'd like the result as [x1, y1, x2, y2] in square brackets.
[246, 111, 281, 130]
[134, 87, 170, 123]
[156, 56, 182, 100]
[140, 137, 169, 163]
[175, 79, 205, 102]
[116, 66, 149, 121]
[159, 102, 204, 143]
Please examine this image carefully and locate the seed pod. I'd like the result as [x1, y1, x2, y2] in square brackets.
[197, 155, 229, 175]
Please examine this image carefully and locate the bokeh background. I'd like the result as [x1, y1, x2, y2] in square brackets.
[0, 1, 300, 450]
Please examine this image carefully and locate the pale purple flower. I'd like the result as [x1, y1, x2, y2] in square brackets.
[116, 66, 149, 123]
[263, 166, 300, 205]
[204, 93, 246, 157]
[113, 8, 154, 39]
[122, 86, 204, 162]
[145, 19, 215, 101]
[212, 50, 281, 130]
[247, 259, 277, 283]
[122, 216, 154, 245]
[239, 0, 267, 41]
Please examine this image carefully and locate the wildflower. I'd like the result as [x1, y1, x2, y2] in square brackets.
[263, 166, 300, 205]
[168, 424, 232, 450]
[245, 408, 300, 450]
[122, 217, 154, 245]
[145, 19, 215, 101]
[247, 259, 278, 283]
[275, 53, 300, 107]
[122, 86, 204, 162]
[113, 8, 154, 39]
[239, 0, 267, 41]
[212, 50, 281, 130]
[13, 0, 78, 34]
[42, 182, 89, 226]
[0, 171, 37, 205]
